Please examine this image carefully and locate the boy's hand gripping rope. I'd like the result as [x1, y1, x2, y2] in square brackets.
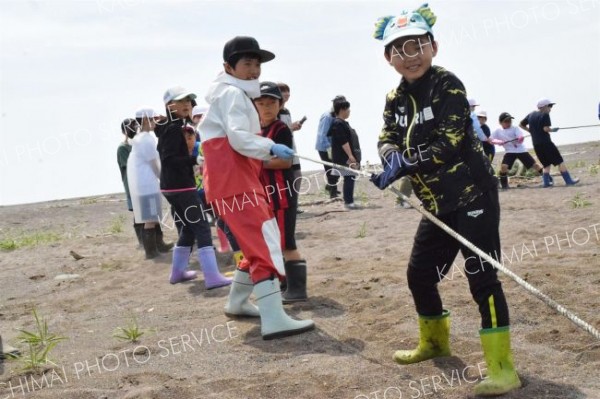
[296, 153, 600, 340]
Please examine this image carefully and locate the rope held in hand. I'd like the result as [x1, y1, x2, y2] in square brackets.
[296, 153, 600, 340]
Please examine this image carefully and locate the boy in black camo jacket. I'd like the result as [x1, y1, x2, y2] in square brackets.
[370, 4, 520, 397]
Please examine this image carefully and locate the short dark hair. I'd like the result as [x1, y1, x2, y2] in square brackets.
[121, 118, 138, 135]
[227, 53, 261, 69]
[256, 95, 282, 106]
[183, 125, 196, 136]
[277, 82, 290, 92]
[334, 101, 350, 115]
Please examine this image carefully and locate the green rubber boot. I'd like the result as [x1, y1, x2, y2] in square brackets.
[393, 310, 451, 364]
[474, 327, 521, 397]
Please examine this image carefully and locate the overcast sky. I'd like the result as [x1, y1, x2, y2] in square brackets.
[1, 0, 599, 206]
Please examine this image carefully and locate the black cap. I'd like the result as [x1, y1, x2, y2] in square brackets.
[223, 36, 275, 64]
[259, 81, 282, 99]
[499, 112, 514, 122]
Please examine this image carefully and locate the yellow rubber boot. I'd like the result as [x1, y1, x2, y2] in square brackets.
[475, 327, 521, 396]
[393, 310, 451, 365]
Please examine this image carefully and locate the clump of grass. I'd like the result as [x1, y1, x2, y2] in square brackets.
[356, 190, 369, 207]
[16, 308, 67, 372]
[79, 197, 98, 205]
[567, 192, 592, 209]
[108, 215, 126, 234]
[0, 231, 62, 251]
[356, 222, 368, 239]
[113, 317, 145, 343]
[100, 261, 122, 271]
[0, 239, 17, 251]
[573, 160, 587, 168]
[588, 164, 599, 176]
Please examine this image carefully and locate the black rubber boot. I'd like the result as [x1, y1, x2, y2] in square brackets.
[142, 228, 160, 259]
[155, 225, 174, 253]
[282, 260, 308, 303]
[499, 172, 509, 189]
[133, 223, 144, 248]
[328, 185, 339, 199]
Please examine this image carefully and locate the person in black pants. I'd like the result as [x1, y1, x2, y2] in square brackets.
[371, 4, 519, 396]
[156, 86, 231, 289]
[519, 98, 579, 187]
[329, 100, 361, 209]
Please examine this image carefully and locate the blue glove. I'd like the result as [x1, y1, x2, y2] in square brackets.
[270, 144, 295, 159]
[370, 151, 418, 190]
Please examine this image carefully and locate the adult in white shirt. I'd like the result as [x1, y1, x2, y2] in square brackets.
[491, 112, 544, 189]
[127, 108, 172, 258]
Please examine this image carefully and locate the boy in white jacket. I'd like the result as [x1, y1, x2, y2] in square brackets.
[198, 36, 314, 340]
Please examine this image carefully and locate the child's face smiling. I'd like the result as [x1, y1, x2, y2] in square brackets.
[226, 56, 261, 80]
[385, 35, 437, 83]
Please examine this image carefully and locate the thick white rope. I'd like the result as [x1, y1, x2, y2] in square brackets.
[297, 153, 600, 340]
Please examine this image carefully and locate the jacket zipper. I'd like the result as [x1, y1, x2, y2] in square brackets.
[405, 94, 439, 214]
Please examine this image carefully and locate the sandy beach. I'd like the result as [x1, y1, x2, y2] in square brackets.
[1, 141, 599, 399]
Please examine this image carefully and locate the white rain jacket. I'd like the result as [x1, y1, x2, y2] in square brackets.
[198, 72, 274, 202]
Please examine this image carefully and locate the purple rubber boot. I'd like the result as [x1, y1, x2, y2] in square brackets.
[198, 246, 232, 289]
[169, 246, 198, 284]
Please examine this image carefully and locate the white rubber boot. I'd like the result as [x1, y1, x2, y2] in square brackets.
[224, 269, 259, 318]
[254, 279, 315, 340]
